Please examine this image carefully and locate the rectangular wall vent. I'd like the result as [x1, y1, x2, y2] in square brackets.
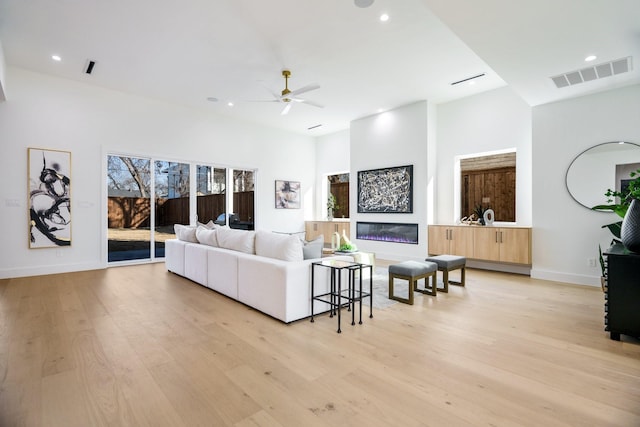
[551, 56, 632, 88]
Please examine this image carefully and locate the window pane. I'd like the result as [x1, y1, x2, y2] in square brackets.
[231, 169, 255, 230]
[155, 160, 189, 257]
[196, 165, 226, 226]
[107, 155, 151, 262]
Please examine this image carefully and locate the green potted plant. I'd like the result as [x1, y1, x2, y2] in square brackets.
[592, 168, 640, 239]
[473, 203, 490, 225]
[327, 193, 339, 220]
[592, 168, 640, 282]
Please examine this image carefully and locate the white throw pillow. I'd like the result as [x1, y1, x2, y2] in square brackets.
[255, 231, 303, 261]
[216, 227, 256, 254]
[174, 224, 198, 243]
[196, 226, 219, 247]
[302, 235, 324, 260]
[197, 220, 216, 229]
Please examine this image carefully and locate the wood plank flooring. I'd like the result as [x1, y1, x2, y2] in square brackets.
[1, 263, 639, 426]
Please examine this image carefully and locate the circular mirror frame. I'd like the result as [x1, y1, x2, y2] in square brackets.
[565, 141, 640, 210]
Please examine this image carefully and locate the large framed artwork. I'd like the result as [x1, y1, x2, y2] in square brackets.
[28, 148, 72, 248]
[358, 165, 413, 213]
[275, 180, 301, 209]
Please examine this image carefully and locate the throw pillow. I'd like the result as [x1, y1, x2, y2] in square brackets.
[174, 224, 198, 243]
[255, 230, 303, 261]
[196, 226, 219, 247]
[302, 235, 324, 260]
[197, 219, 216, 229]
[216, 227, 256, 254]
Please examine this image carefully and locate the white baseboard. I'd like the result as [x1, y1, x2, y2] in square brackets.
[530, 268, 601, 287]
[0, 261, 106, 279]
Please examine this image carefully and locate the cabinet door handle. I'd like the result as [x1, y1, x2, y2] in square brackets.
[500, 231, 504, 243]
[495, 231, 499, 243]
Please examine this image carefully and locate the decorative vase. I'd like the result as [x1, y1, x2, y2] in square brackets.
[621, 198, 640, 253]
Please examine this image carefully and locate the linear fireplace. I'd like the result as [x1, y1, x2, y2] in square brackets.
[356, 221, 418, 244]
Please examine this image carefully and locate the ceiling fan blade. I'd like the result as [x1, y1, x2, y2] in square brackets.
[281, 103, 292, 115]
[259, 82, 282, 100]
[287, 84, 320, 98]
[294, 98, 324, 108]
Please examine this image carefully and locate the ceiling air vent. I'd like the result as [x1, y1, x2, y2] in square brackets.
[84, 59, 96, 75]
[551, 56, 632, 88]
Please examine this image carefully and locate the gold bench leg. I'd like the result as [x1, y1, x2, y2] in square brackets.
[414, 272, 436, 296]
[389, 274, 414, 305]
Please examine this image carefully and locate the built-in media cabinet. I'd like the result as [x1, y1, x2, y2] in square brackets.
[428, 225, 532, 265]
[603, 244, 640, 341]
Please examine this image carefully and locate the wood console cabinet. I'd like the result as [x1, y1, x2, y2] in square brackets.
[473, 227, 531, 264]
[305, 221, 350, 245]
[427, 225, 474, 257]
[603, 244, 640, 341]
[428, 225, 531, 265]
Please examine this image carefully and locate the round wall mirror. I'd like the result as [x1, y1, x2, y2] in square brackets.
[566, 141, 640, 209]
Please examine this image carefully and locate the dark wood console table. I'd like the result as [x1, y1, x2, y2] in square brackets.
[603, 244, 640, 341]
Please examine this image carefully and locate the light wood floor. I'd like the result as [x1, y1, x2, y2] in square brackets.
[1, 263, 639, 427]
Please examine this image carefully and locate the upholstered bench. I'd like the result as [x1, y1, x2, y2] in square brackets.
[424, 255, 466, 293]
[388, 260, 438, 305]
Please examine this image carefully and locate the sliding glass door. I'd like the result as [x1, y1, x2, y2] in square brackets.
[107, 155, 256, 264]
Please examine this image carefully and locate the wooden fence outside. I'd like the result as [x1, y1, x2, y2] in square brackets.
[108, 191, 254, 228]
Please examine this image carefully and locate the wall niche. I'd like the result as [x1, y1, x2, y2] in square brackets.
[461, 152, 515, 222]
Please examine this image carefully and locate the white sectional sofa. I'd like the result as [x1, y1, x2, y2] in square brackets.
[165, 225, 348, 323]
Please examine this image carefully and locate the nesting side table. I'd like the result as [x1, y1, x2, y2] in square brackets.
[310, 259, 373, 333]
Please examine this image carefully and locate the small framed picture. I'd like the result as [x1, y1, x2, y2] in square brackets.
[275, 180, 301, 209]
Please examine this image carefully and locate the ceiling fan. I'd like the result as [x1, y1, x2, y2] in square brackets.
[255, 70, 323, 115]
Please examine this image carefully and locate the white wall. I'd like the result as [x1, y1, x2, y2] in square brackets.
[531, 84, 640, 286]
[0, 68, 317, 278]
[350, 102, 430, 261]
[0, 40, 6, 101]
[314, 129, 350, 221]
[434, 86, 533, 226]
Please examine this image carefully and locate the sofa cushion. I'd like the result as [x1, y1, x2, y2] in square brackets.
[174, 224, 198, 243]
[197, 219, 216, 229]
[216, 227, 255, 254]
[302, 235, 324, 260]
[196, 226, 219, 247]
[255, 230, 303, 261]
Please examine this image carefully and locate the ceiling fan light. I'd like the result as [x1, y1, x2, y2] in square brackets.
[354, 0, 374, 8]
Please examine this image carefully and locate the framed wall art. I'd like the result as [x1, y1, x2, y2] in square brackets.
[357, 165, 413, 213]
[275, 180, 301, 209]
[28, 148, 72, 248]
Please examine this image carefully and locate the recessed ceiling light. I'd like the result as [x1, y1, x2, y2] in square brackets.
[354, 0, 374, 8]
[380, 13, 389, 22]
[585, 55, 597, 62]
[377, 108, 384, 113]
[227, 102, 234, 107]
[51, 55, 61, 62]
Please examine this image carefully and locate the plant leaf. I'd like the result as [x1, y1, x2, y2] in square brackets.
[601, 221, 622, 239]
[592, 204, 627, 218]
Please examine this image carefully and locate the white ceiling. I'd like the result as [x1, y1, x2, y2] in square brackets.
[0, 0, 638, 136]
